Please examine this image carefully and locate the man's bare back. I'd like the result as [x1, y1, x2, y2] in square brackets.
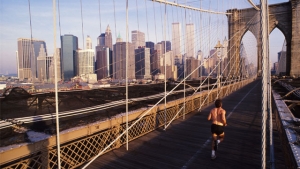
[208, 107, 226, 126]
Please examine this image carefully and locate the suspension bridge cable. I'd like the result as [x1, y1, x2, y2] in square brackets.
[98, 0, 102, 33]
[145, 0, 150, 42]
[27, 0, 34, 82]
[267, 0, 274, 167]
[164, 2, 167, 128]
[125, 0, 129, 151]
[151, 0, 232, 15]
[80, 0, 85, 49]
[52, 0, 61, 168]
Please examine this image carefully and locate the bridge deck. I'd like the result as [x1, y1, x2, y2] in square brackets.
[86, 80, 286, 169]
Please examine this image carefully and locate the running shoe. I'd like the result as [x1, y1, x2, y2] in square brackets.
[211, 154, 216, 160]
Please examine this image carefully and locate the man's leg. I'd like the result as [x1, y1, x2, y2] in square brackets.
[218, 132, 225, 143]
[211, 133, 218, 159]
[211, 133, 218, 150]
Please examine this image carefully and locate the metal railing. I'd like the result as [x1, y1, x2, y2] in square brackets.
[272, 91, 298, 169]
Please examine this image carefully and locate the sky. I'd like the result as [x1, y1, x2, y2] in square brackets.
[0, 0, 288, 75]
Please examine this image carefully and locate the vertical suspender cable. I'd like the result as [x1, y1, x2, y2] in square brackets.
[52, 0, 61, 168]
[183, 0, 186, 120]
[260, 0, 268, 168]
[182, 0, 188, 119]
[57, 0, 62, 80]
[266, 0, 274, 168]
[164, 2, 167, 128]
[126, 0, 129, 151]
[208, 0, 211, 93]
[153, 1, 158, 43]
[199, 0, 202, 112]
[145, 0, 150, 41]
[27, 0, 34, 82]
[80, 0, 84, 50]
[136, 0, 140, 32]
[98, 0, 102, 33]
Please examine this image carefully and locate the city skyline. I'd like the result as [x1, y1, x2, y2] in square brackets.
[0, 0, 287, 74]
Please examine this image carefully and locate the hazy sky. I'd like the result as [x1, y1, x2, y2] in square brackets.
[0, 0, 288, 74]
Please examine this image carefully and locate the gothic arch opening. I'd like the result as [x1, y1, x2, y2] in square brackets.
[240, 30, 258, 76]
[269, 27, 286, 75]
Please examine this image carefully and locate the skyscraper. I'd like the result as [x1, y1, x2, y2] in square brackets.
[61, 34, 78, 81]
[113, 42, 135, 79]
[76, 49, 95, 76]
[17, 38, 47, 81]
[172, 23, 182, 63]
[49, 48, 61, 82]
[161, 41, 171, 54]
[185, 23, 195, 58]
[105, 25, 112, 49]
[155, 43, 163, 74]
[186, 57, 199, 80]
[97, 33, 105, 48]
[135, 47, 151, 79]
[77, 36, 95, 76]
[36, 44, 47, 82]
[86, 35, 92, 50]
[146, 41, 155, 53]
[96, 25, 113, 80]
[96, 47, 112, 79]
[222, 37, 228, 76]
[146, 41, 155, 74]
[132, 30, 145, 49]
[116, 34, 123, 43]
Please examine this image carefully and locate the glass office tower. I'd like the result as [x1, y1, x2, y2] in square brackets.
[61, 34, 78, 81]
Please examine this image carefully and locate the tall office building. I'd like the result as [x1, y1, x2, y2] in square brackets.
[161, 41, 171, 54]
[132, 30, 145, 49]
[49, 48, 61, 82]
[76, 49, 95, 76]
[45, 56, 52, 81]
[222, 37, 228, 60]
[97, 33, 105, 48]
[160, 51, 176, 79]
[152, 50, 160, 75]
[16, 51, 19, 78]
[146, 41, 155, 74]
[61, 34, 78, 81]
[96, 47, 112, 80]
[77, 37, 95, 76]
[113, 42, 135, 79]
[197, 50, 204, 77]
[186, 57, 199, 80]
[96, 25, 113, 80]
[222, 37, 229, 76]
[86, 35, 92, 49]
[105, 25, 113, 49]
[36, 44, 47, 82]
[116, 34, 123, 43]
[17, 38, 47, 81]
[135, 47, 151, 79]
[146, 41, 155, 53]
[172, 23, 182, 63]
[185, 23, 195, 58]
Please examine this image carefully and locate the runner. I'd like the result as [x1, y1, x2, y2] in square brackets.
[207, 99, 227, 160]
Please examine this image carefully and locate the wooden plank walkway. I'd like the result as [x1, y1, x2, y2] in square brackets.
[86, 80, 286, 169]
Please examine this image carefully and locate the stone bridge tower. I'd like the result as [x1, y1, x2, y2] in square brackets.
[227, 0, 300, 77]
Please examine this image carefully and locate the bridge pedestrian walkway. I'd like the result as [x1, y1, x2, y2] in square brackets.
[86, 80, 286, 169]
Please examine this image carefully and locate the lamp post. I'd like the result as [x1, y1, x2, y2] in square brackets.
[214, 40, 223, 90]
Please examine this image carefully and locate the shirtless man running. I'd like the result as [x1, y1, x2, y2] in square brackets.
[207, 99, 227, 160]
